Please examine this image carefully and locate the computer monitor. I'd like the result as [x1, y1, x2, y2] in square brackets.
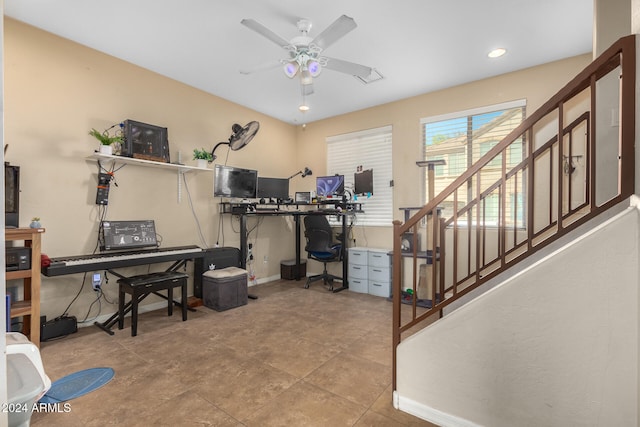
[354, 169, 374, 195]
[5, 163, 19, 228]
[316, 175, 345, 198]
[214, 164, 258, 199]
[257, 177, 289, 200]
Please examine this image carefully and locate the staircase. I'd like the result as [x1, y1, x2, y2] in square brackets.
[391, 35, 636, 424]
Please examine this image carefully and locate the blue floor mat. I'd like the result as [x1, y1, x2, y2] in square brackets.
[39, 367, 115, 404]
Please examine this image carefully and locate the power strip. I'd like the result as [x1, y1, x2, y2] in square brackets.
[40, 315, 78, 341]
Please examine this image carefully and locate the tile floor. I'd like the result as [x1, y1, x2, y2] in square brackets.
[31, 279, 436, 426]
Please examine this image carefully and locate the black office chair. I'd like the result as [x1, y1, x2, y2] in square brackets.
[303, 215, 343, 290]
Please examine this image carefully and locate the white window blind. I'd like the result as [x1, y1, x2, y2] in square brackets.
[421, 100, 526, 226]
[326, 126, 393, 226]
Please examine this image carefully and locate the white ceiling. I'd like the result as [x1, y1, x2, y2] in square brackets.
[4, 0, 593, 125]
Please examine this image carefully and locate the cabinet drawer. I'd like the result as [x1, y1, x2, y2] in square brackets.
[349, 278, 368, 294]
[348, 264, 368, 280]
[368, 266, 390, 282]
[367, 250, 389, 268]
[348, 249, 368, 265]
[368, 280, 391, 297]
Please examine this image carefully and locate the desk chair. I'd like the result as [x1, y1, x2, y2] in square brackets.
[303, 215, 343, 290]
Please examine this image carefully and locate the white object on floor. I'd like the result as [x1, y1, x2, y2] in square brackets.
[6, 332, 51, 427]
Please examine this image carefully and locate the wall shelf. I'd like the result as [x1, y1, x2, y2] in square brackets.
[90, 152, 211, 173]
[89, 152, 212, 202]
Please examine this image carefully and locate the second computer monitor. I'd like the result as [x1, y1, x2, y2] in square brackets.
[257, 177, 289, 200]
[316, 175, 345, 198]
[354, 169, 374, 195]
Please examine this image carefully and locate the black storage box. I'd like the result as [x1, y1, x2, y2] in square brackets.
[202, 267, 248, 311]
[194, 247, 241, 298]
[281, 259, 307, 280]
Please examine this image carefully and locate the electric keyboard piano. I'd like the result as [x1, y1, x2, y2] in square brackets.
[42, 245, 204, 276]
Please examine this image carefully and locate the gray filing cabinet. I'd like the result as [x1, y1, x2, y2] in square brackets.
[347, 247, 369, 293]
[348, 247, 391, 297]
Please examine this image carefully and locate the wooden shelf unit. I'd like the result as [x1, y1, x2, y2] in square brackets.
[6, 227, 45, 347]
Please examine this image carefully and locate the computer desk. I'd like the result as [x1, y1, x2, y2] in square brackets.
[220, 201, 363, 292]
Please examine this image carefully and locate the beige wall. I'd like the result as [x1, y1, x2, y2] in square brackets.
[296, 53, 591, 250]
[4, 18, 297, 320]
[5, 17, 591, 322]
[397, 201, 639, 427]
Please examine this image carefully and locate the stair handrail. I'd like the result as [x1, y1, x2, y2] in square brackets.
[392, 34, 636, 390]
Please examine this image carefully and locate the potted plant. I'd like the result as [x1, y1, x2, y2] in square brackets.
[193, 148, 213, 168]
[29, 217, 41, 228]
[89, 128, 123, 155]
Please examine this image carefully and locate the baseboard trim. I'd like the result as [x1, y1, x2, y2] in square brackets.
[81, 274, 295, 328]
[252, 274, 281, 285]
[395, 392, 480, 427]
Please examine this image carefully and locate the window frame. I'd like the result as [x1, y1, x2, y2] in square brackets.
[420, 99, 527, 228]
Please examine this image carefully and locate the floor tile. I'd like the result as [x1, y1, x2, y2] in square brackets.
[30, 279, 432, 426]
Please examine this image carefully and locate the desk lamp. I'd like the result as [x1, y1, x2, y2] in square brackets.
[288, 167, 312, 179]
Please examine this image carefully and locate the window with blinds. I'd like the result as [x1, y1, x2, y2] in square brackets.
[326, 126, 393, 227]
[421, 100, 526, 226]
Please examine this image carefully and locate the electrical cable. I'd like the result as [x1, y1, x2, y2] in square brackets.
[78, 288, 103, 324]
[60, 272, 88, 318]
[61, 172, 113, 318]
[182, 172, 209, 248]
[215, 197, 225, 247]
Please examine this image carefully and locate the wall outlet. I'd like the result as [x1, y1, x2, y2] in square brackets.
[263, 255, 268, 264]
[92, 272, 102, 291]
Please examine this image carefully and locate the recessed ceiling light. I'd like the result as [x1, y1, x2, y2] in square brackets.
[488, 48, 507, 58]
[299, 104, 309, 112]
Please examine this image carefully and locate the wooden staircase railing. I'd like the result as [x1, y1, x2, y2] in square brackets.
[392, 35, 636, 390]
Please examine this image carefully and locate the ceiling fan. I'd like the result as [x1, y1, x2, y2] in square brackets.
[240, 15, 374, 97]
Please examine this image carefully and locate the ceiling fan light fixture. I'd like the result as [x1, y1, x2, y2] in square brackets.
[307, 60, 322, 77]
[300, 69, 313, 85]
[284, 61, 299, 78]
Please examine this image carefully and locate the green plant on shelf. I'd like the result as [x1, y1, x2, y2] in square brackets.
[193, 148, 213, 161]
[88, 128, 123, 146]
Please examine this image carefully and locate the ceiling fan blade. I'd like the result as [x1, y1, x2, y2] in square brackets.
[241, 18, 291, 49]
[311, 15, 357, 50]
[240, 59, 283, 75]
[323, 57, 372, 79]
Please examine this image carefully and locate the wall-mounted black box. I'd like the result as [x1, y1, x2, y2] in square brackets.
[121, 119, 170, 163]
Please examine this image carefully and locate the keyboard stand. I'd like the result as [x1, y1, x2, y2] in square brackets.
[94, 259, 196, 335]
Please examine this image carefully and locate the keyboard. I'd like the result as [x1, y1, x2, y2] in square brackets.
[43, 245, 204, 276]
